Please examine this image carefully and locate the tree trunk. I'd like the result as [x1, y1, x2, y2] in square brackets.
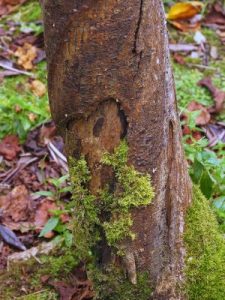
[42, 0, 192, 298]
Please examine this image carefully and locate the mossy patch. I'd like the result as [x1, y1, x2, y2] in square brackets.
[69, 140, 154, 256]
[69, 140, 154, 298]
[0, 246, 79, 299]
[88, 266, 152, 300]
[184, 185, 225, 300]
[0, 141, 154, 299]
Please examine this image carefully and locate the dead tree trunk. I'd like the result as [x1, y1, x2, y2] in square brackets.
[43, 0, 192, 298]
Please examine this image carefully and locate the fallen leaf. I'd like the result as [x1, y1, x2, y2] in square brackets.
[28, 112, 37, 122]
[198, 77, 225, 113]
[203, 122, 225, 147]
[204, 3, 225, 26]
[0, 185, 31, 223]
[193, 31, 206, 44]
[39, 122, 56, 145]
[187, 101, 211, 125]
[0, 135, 21, 160]
[34, 200, 57, 230]
[0, 0, 27, 17]
[15, 43, 37, 70]
[30, 79, 46, 97]
[7, 241, 56, 263]
[169, 20, 201, 31]
[210, 46, 218, 59]
[167, 2, 204, 21]
[217, 30, 225, 44]
[49, 276, 94, 300]
[0, 224, 26, 251]
[0, 58, 32, 76]
[173, 53, 186, 65]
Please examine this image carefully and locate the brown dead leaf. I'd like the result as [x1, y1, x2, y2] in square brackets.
[187, 101, 211, 125]
[204, 3, 225, 25]
[203, 122, 225, 147]
[49, 276, 94, 300]
[34, 200, 58, 230]
[30, 79, 46, 97]
[217, 30, 225, 44]
[15, 43, 37, 70]
[0, 185, 31, 223]
[169, 20, 201, 31]
[198, 77, 225, 113]
[39, 122, 56, 145]
[167, 2, 203, 21]
[0, 0, 27, 16]
[28, 113, 37, 122]
[173, 53, 186, 65]
[0, 135, 21, 160]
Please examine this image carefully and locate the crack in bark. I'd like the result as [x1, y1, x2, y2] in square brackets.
[133, 0, 144, 55]
[132, 0, 144, 74]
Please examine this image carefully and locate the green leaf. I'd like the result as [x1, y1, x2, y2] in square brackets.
[213, 196, 225, 210]
[200, 171, 213, 199]
[33, 191, 54, 197]
[39, 217, 59, 237]
[64, 231, 73, 247]
[191, 159, 204, 184]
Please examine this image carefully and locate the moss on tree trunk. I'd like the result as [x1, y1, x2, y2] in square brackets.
[42, 0, 193, 297]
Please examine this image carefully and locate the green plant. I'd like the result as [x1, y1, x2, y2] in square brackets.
[35, 174, 73, 246]
[0, 62, 49, 141]
[173, 63, 213, 109]
[35, 174, 72, 201]
[9, 0, 43, 35]
[184, 136, 225, 232]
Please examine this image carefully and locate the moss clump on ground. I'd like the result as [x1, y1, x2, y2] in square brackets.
[184, 185, 225, 300]
[0, 247, 78, 299]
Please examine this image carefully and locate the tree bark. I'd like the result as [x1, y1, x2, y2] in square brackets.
[42, 0, 192, 298]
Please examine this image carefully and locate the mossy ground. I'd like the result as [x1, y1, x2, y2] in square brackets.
[184, 186, 225, 300]
[0, 247, 78, 299]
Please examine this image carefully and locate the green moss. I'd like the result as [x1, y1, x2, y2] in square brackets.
[100, 141, 154, 246]
[103, 212, 134, 246]
[173, 63, 213, 109]
[16, 290, 58, 300]
[0, 246, 79, 299]
[0, 141, 154, 299]
[184, 185, 225, 300]
[89, 266, 152, 300]
[68, 140, 154, 298]
[69, 140, 154, 255]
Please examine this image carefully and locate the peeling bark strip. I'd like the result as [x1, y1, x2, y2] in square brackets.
[43, 0, 192, 298]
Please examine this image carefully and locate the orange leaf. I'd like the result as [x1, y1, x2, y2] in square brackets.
[167, 2, 203, 21]
[169, 20, 201, 32]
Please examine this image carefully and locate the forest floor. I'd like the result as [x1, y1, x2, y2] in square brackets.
[0, 0, 225, 299]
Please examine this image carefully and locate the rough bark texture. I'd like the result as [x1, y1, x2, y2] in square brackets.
[43, 0, 192, 298]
